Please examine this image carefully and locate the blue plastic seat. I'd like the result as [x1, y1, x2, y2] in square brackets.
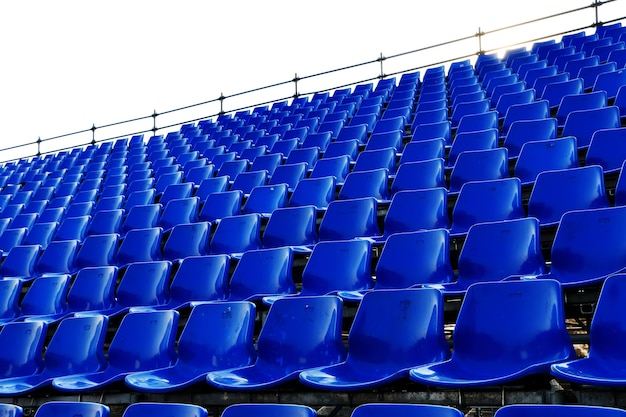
[199, 190, 243, 222]
[450, 177, 524, 237]
[540, 78, 583, 109]
[157, 196, 200, 229]
[17, 273, 71, 321]
[162, 221, 210, 260]
[121, 403, 208, 417]
[301, 288, 449, 390]
[194, 177, 229, 202]
[528, 165, 610, 227]
[380, 188, 450, 238]
[206, 295, 345, 390]
[301, 131, 332, 151]
[220, 404, 316, 417]
[411, 120, 451, 145]
[158, 182, 193, 207]
[593, 68, 626, 100]
[227, 247, 296, 301]
[0, 404, 21, 417]
[0, 320, 47, 379]
[323, 139, 360, 161]
[579, 61, 618, 90]
[123, 189, 156, 212]
[451, 99, 490, 127]
[35, 239, 79, 276]
[267, 162, 307, 191]
[93, 195, 124, 213]
[52, 309, 178, 392]
[561, 106, 621, 149]
[456, 111, 498, 135]
[340, 229, 454, 302]
[242, 183, 288, 216]
[122, 204, 162, 234]
[495, 405, 626, 417]
[319, 197, 380, 241]
[353, 148, 396, 173]
[433, 217, 546, 295]
[0, 228, 27, 255]
[209, 213, 262, 256]
[409, 279, 575, 387]
[310, 155, 350, 183]
[54, 215, 90, 241]
[556, 90, 607, 126]
[447, 129, 498, 167]
[586, 127, 626, 174]
[349, 404, 463, 417]
[449, 148, 509, 193]
[534, 206, 626, 287]
[398, 139, 445, 165]
[230, 170, 268, 194]
[514, 137, 579, 185]
[0, 314, 108, 395]
[116, 227, 163, 265]
[33, 402, 109, 417]
[338, 168, 390, 201]
[86, 209, 123, 236]
[336, 124, 368, 144]
[64, 266, 117, 314]
[74, 234, 119, 269]
[365, 131, 403, 153]
[0, 279, 23, 324]
[262, 205, 318, 250]
[503, 118, 558, 158]
[551, 274, 626, 385]
[285, 147, 319, 167]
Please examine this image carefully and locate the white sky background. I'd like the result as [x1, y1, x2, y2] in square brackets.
[0, 0, 623, 161]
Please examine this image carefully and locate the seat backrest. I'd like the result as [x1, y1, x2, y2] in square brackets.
[353, 147, 396, 173]
[209, 214, 262, 255]
[221, 404, 316, 417]
[383, 188, 450, 237]
[503, 118, 558, 157]
[162, 222, 210, 261]
[20, 273, 71, 317]
[319, 197, 380, 241]
[457, 217, 546, 288]
[33, 402, 109, 417]
[36, 240, 79, 275]
[593, 68, 626, 99]
[158, 196, 200, 230]
[398, 139, 445, 165]
[122, 403, 207, 417]
[540, 78, 583, 108]
[199, 190, 242, 222]
[255, 296, 345, 374]
[586, 127, 626, 173]
[449, 280, 574, 378]
[75, 234, 119, 269]
[116, 227, 163, 265]
[267, 162, 307, 190]
[556, 90, 607, 125]
[449, 148, 509, 192]
[242, 183, 288, 216]
[54, 215, 90, 241]
[230, 170, 268, 195]
[310, 155, 350, 183]
[0, 320, 47, 378]
[87, 209, 124, 236]
[289, 176, 336, 210]
[122, 204, 162, 234]
[228, 247, 295, 301]
[376, 229, 454, 288]
[263, 205, 318, 249]
[447, 128, 499, 167]
[167, 255, 230, 308]
[0, 228, 27, 253]
[495, 405, 626, 417]
[514, 137, 579, 184]
[451, 177, 524, 235]
[67, 266, 118, 313]
[301, 239, 373, 296]
[549, 206, 626, 285]
[338, 168, 390, 201]
[115, 260, 171, 310]
[561, 106, 621, 148]
[351, 404, 464, 417]
[528, 165, 610, 226]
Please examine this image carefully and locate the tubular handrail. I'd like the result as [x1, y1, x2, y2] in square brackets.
[1, 1, 624, 164]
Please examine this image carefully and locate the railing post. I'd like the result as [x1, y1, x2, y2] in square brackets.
[293, 73, 300, 98]
[378, 53, 386, 79]
[219, 93, 225, 115]
[90, 124, 96, 145]
[152, 110, 158, 137]
[36, 137, 41, 157]
[477, 27, 485, 55]
[595, 0, 600, 26]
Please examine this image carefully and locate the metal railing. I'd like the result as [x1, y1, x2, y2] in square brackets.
[2, 0, 624, 164]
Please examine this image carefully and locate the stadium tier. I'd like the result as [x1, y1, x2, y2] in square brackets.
[2, 19, 626, 417]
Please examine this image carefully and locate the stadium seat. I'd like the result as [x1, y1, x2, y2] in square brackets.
[121, 403, 208, 417]
[586, 127, 626, 174]
[310, 155, 350, 184]
[0, 320, 47, 379]
[86, 209, 123, 236]
[122, 204, 162, 234]
[514, 137, 579, 185]
[449, 148, 509, 192]
[299, 288, 450, 390]
[162, 221, 210, 260]
[116, 227, 163, 265]
[262, 205, 318, 251]
[289, 176, 336, 210]
[52, 309, 178, 392]
[157, 196, 200, 229]
[267, 162, 307, 191]
[0, 314, 108, 395]
[579, 61, 618, 90]
[592, 68, 626, 99]
[54, 215, 90, 241]
[540, 78, 584, 109]
[409, 279, 575, 387]
[0, 279, 23, 323]
[431, 217, 546, 295]
[220, 404, 316, 417]
[318, 197, 380, 241]
[339, 229, 454, 302]
[349, 404, 464, 417]
[455, 110, 498, 135]
[551, 274, 626, 386]
[35, 239, 78, 276]
[495, 405, 626, 417]
[503, 118, 558, 158]
[0, 404, 21, 417]
[447, 128, 499, 167]
[285, 147, 319, 167]
[209, 213, 262, 256]
[230, 170, 268, 194]
[398, 138, 445, 165]
[528, 165, 610, 227]
[158, 182, 194, 207]
[323, 139, 360, 161]
[17, 273, 71, 322]
[533, 206, 626, 287]
[64, 266, 117, 315]
[561, 106, 621, 149]
[199, 190, 243, 222]
[411, 120, 451, 145]
[0, 228, 27, 256]
[74, 233, 119, 269]
[206, 295, 345, 390]
[338, 168, 390, 201]
[450, 177, 524, 237]
[556, 90, 607, 126]
[242, 183, 288, 216]
[32, 402, 109, 417]
[227, 247, 296, 301]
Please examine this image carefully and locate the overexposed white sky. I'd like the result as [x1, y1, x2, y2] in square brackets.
[0, 0, 623, 161]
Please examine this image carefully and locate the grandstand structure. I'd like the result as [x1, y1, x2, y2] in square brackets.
[1, 3, 626, 417]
